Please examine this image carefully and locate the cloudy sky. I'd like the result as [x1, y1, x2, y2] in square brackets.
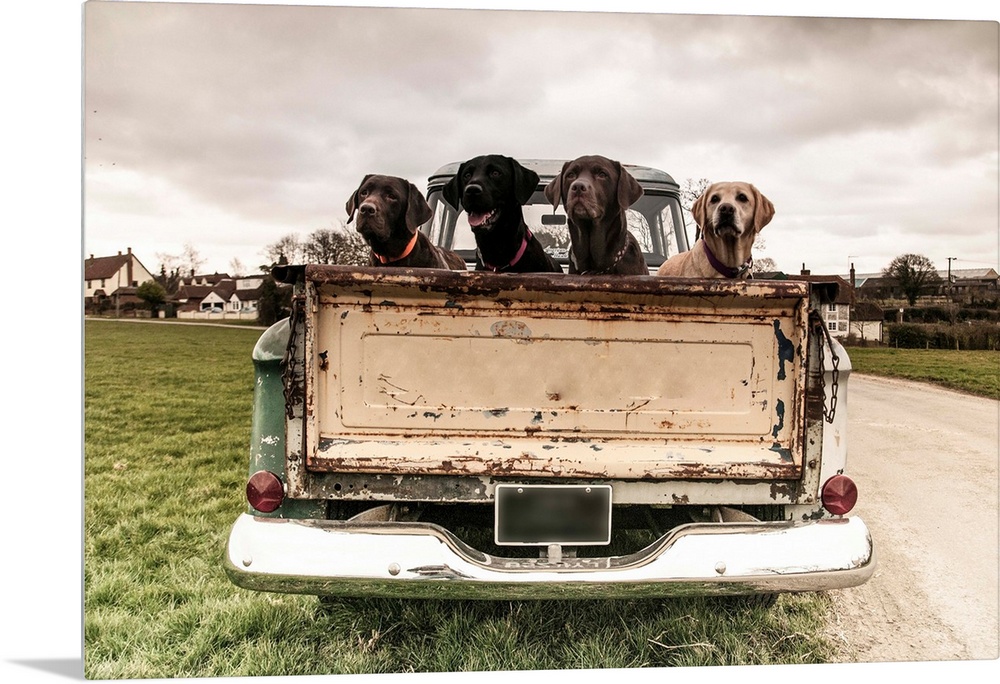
[80, 1, 998, 279]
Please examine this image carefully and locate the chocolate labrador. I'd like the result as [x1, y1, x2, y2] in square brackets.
[442, 155, 562, 273]
[347, 174, 466, 270]
[544, 155, 647, 275]
[656, 181, 774, 279]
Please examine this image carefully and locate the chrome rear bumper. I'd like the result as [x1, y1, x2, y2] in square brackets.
[224, 513, 875, 599]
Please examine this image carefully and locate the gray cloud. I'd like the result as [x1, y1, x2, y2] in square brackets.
[83, 3, 998, 276]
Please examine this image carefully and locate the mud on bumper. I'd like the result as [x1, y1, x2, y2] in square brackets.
[224, 513, 874, 599]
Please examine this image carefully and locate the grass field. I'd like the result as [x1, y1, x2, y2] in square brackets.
[84, 319, 842, 678]
[845, 347, 999, 400]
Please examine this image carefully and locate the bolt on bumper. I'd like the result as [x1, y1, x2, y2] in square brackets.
[224, 513, 874, 600]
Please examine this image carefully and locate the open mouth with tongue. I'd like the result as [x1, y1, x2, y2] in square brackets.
[468, 208, 500, 231]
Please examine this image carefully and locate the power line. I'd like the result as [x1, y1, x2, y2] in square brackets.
[953, 257, 999, 268]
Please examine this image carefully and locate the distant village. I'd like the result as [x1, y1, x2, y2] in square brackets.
[84, 247, 999, 347]
[84, 248, 275, 324]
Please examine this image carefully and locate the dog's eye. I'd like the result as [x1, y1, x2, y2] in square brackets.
[489, 169, 501, 178]
[737, 193, 749, 203]
[709, 194, 720, 204]
[359, 189, 369, 197]
[594, 168, 608, 179]
[385, 192, 397, 202]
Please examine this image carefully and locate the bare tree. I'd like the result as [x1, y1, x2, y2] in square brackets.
[156, 243, 207, 279]
[181, 243, 206, 277]
[262, 233, 307, 267]
[304, 227, 369, 266]
[681, 177, 711, 212]
[752, 257, 778, 275]
[532, 224, 570, 252]
[229, 258, 247, 278]
[155, 251, 180, 276]
[681, 178, 711, 243]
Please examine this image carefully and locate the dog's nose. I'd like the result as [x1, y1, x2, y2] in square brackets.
[464, 183, 483, 197]
[359, 202, 377, 216]
[570, 180, 589, 195]
[718, 203, 735, 216]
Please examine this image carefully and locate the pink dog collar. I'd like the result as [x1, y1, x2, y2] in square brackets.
[480, 230, 531, 272]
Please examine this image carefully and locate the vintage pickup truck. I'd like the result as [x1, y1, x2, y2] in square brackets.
[224, 160, 874, 600]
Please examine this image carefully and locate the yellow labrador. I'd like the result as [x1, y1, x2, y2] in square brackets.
[657, 182, 774, 278]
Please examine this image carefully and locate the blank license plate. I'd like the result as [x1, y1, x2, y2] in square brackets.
[494, 484, 612, 546]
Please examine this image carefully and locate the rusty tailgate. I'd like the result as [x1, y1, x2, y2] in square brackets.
[299, 266, 809, 482]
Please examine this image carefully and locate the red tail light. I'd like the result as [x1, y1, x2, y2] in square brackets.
[821, 475, 858, 515]
[247, 470, 284, 513]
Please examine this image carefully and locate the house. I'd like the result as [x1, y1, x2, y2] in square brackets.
[789, 268, 855, 338]
[945, 267, 999, 299]
[231, 277, 264, 313]
[178, 272, 231, 288]
[848, 266, 999, 303]
[194, 276, 264, 313]
[170, 274, 264, 320]
[84, 248, 156, 311]
[849, 301, 884, 343]
[758, 267, 856, 339]
[199, 279, 237, 312]
[172, 284, 215, 313]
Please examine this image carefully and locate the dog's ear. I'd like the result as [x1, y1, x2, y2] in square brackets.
[345, 174, 374, 223]
[691, 185, 712, 231]
[615, 162, 644, 210]
[508, 157, 540, 206]
[543, 161, 569, 209]
[750, 184, 775, 232]
[404, 181, 433, 232]
[441, 164, 464, 211]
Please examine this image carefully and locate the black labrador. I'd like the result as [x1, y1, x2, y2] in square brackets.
[544, 155, 648, 275]
[347, 174, 466, 270]
[442, 155, 562, 273]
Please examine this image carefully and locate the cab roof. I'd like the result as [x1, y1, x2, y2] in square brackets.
[427, 159, 680, 192]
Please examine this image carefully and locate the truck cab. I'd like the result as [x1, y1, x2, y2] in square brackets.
[423, 160, 690, 272]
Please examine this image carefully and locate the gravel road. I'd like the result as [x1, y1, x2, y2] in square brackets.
[822, 373, 999, 665]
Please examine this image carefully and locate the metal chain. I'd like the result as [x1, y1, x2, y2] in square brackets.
[282, 296, 306, 419]
[809, 309, 840, 423]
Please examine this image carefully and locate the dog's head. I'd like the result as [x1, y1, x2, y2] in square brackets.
[544, 155, 643, 223]
[441, 155, 539, 235]
[346, 174, 432, 245]
[693, 182, 774, 244]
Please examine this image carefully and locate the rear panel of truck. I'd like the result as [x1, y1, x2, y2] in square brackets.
[282, 266, 820, 508]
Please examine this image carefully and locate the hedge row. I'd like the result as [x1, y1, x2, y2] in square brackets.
[885, 306, 1000, 324]
[885, 322, 1000, 350]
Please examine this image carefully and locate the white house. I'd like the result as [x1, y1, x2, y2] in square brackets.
[790, 271, 855, 339]
[199, 280, 237, 312]
[173, 274, 264, 321]
[231, 277, 264, 312]
[84, 248, 156, 305]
